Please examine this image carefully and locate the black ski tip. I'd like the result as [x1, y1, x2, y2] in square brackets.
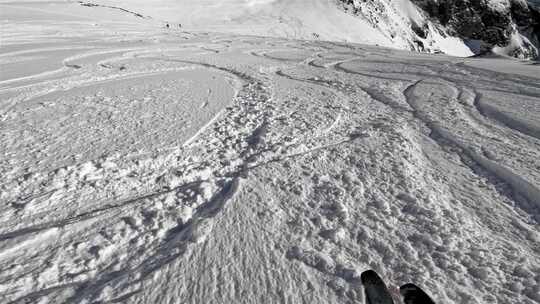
[361, 270, 395, 304]
[400, 283, 435, 304]
[361, 269, 384, 285]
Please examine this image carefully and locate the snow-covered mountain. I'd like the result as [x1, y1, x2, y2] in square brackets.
[83, 0, 540, 58]
[407, 0, 540, 58]
[335, 0, 477, 56]
[337, 0, 540, 59]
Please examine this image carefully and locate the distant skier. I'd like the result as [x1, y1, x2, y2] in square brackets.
[361, 270, 435, 304]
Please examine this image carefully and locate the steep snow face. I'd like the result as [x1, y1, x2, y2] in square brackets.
[82, 0, 477, 56]
[72, 0, 540, 58]
[87, 0, 395, 47]
[27, 0, 538, 58]
[336, 0, 476, 56]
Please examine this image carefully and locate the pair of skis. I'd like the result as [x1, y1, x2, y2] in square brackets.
[361, 270, 435, 304]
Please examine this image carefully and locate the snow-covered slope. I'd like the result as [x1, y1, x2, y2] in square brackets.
[85, 0, 476, 56]
[77, 0, 539, 58]
[80, 0, 396, 48]
[65, 0, 473, 55]
[2, 1, 540, 304]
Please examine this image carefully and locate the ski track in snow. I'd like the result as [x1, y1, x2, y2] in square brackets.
[1, 3, 540, 304]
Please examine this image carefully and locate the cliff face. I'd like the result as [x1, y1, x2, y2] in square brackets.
[411, 0, 539, 58]
[337, 0, 540, 59]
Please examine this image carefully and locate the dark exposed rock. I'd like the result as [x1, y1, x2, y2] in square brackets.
[411, 22, 428, 39]
[410, 0, 539, 58]
[336, 0, 539, 59]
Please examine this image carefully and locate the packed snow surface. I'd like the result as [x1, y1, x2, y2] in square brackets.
[1, 1, 540, 304]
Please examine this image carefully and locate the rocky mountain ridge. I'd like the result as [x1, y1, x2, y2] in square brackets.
[338, 0, 540, 59]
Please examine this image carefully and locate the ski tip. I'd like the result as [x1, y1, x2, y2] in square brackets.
[361, 269, 384, 285]
[400, 283, 435, 304]
[361, 270, 395, 304]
